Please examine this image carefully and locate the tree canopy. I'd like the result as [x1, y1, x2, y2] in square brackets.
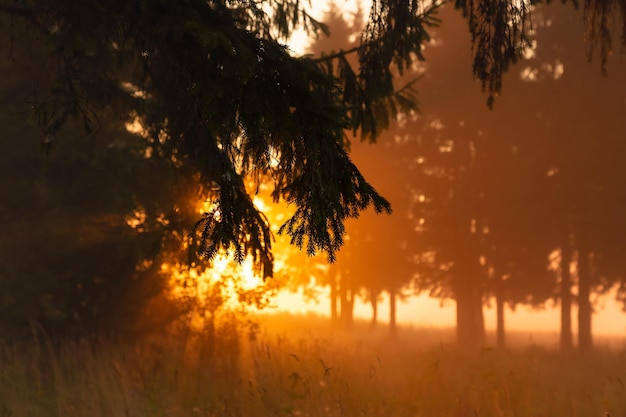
[1, 0, 624, 276]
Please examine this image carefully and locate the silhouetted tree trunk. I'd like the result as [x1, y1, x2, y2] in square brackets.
[339, 274, 354, 328]
[456, 285, 469, 344]
[473, 286, 485, 345]
[345, 288, 354, 326]
[339, 274, 347, 326]
[577, 248, 592, 352]
[456, 293, 485, 346]
[454, 255, 485, 348]
[560, 243, 573, 351]
[389, 288, 397, 336]
[370, 288, 378, 328]
[455, 286, 485, 347]
[496, 278, 505, 348]
[329, 271, 338, 325]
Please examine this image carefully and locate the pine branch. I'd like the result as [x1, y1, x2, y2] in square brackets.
[312, 46, 360, 62]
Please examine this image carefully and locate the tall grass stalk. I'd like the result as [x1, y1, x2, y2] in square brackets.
[1, 317, 625, 417]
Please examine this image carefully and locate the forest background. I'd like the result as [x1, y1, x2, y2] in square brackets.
[3, 1, 626, 416]
[1, 0, 626, 353]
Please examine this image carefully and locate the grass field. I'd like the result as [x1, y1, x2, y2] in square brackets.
[1, 314, 625, 417]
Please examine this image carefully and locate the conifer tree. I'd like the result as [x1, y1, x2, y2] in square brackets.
[1, 0, 624, 275]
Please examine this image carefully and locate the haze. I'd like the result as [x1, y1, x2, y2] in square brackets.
[265, 0, 626, 347]
[3, 2, 626, 416]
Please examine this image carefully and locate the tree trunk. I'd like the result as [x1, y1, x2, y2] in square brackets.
[370, 289, 378, 328]
[454, 256, 485, 348]
[456, 287, 470, 345]
[455, 282, 484, 347]
[389, 289, 397, 337]
[339, 273, 348, 327]
[560, 243, 573, 351]
[496, 279, 505, 349]
[577, 249, 592, 352]
[346, 287, 354, 326]
[472, 286, 485, 346]
[339, 276, 354, 328]
[329, 272, 338, 325]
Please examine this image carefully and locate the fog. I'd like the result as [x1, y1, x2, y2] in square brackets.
[1, 2, 626, 350]
[2, 2, 626, 416]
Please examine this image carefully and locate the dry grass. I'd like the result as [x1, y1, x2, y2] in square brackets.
[1, 315, 625, 417]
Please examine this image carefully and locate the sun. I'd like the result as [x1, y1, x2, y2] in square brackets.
[163, 181, 329, 326]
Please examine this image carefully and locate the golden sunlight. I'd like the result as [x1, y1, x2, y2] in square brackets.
[159, 0, 626, 342]
[165, 183, 328, 324]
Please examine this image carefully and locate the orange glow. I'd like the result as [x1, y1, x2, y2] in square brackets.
[166, 255, 264, 302]
[165, 182, 327, 323]
[197, 200, 219, 215]
[164, 255, 283, 333]
[264, 289, 626, 341]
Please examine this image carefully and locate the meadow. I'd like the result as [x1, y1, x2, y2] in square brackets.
[1, 314, 625, 417]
